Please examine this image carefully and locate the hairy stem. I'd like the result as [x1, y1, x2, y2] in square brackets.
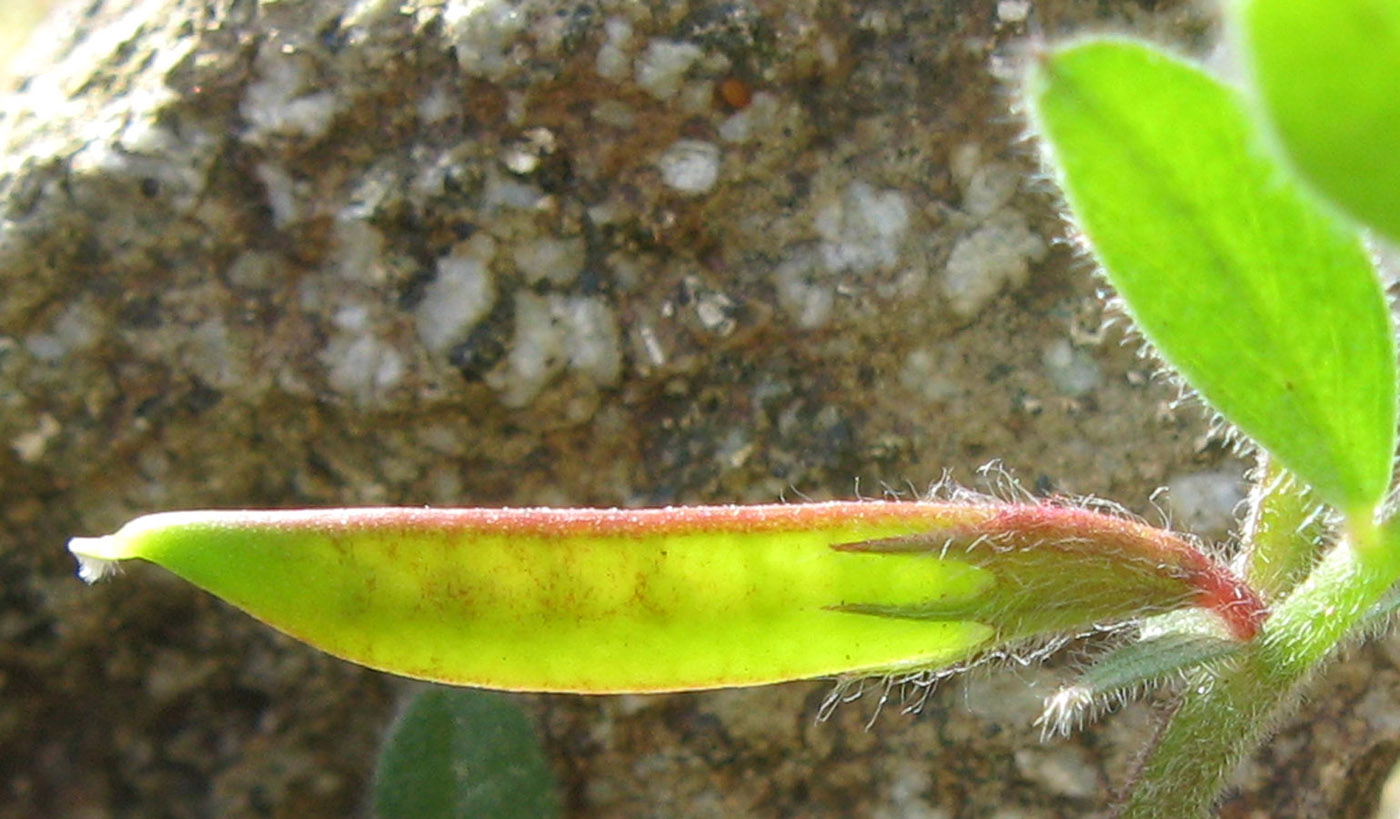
[1241, 454, 1329, 599]
[1119, 518, 1399, 818]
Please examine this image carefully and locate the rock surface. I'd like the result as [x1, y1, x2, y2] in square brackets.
[0, 0, 1394, 816]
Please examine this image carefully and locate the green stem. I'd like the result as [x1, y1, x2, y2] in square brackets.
[1119, 516, 1399, 818]
[1241, 455, 1328, 599]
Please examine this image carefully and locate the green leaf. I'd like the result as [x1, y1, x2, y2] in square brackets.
[1235, 0, 1400, 244]
[374, 687, 560, 819]
[1027, 39, 1396, 513]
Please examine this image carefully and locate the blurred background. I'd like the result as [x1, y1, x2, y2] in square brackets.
[0, 0, 60, 86]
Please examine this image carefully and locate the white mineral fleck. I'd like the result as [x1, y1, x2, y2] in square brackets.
[961, 671, 1047, 726]
[591, 99, 637, 129]
[500, 144, 540, 175]
[561, 297, 623, 386]
[118, 118, 179, 156]
[596, 17, 633, 80]
[297, 274, 328, 312]
[718, 91, 779, 144]
[443, 0, 528, 79]
[490, 293, 559, 407]
[418, 83, 456, 123]
[332, 303, 371, 333]
[718, 109, 753, 144]
[344, 162, 400, 219]
[23, 334, 64, 363]
[25, 300, 102, 363]
[816, 180, 910, 275]
[416, 235, 498, 353]
[898, 347, 961, 403]
[586, 199, 623, 227]
[66, 142, 130, 182]
[817, 35, 840, 71]
[657, 139, 721, 195]
[226, 251, 278, 289]
[505, 90, 528, 127]
[343, 0, 401, 28]
[502, 127, 556, 175]
[411, 150, 464, 200]
[874, 760, 948, 819]
[1014, 746, 1099, 799]
[330, 217, 386, 283]
[962, 160, 1020, 219]
[988, 54, 1018, 83]
[997, 1, 1032, 23]
[631, 322, 667, 371]
[322, 334, 405, 403]
[949, 142, 983, 189]
[181, 319, 245, 390]
[513, 236, 586, 286]
[254, 163, 299, 227]
[635, 38, 703, 100]
[483, 168, 546, 210]
[12, 414, 60, 463]
[772, 245, 834, 329]
[942, 211, 1046, 319]
[942, 145, 1046, 319]
[241, 48, 339, 142]
[1042, 338, 1102, 397]
[489, 293, 622, 407]
[1165, 470, 1246, 536]
[678, 80, 716, 115]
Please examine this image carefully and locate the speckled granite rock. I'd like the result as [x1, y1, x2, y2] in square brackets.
[2, 0, 1395, 816]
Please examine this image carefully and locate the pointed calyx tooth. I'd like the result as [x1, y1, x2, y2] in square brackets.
[1036, 630, 1244, 738]
[1075, 631, 1243, 694]
[834, 503, 1267, 642]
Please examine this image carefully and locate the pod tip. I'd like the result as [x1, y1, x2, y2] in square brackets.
[69, 536, 125, 584]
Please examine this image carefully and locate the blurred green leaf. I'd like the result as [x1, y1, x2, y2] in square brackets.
[374, 687, 560, 819]
[1236, 0, 1400, 244]
[1027, 39, 1396, 513]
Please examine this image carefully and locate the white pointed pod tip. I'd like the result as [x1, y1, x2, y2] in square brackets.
[69, 536, 126, 583]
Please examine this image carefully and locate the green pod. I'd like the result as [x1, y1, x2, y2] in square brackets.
[69, 502, 1263, 693]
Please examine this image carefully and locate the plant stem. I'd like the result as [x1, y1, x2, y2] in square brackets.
[1241, 455, 1327, 599]
[1118, 516, 1399, 818]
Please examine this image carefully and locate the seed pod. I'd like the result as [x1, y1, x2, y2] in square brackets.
[68, 501, 1263, 693]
